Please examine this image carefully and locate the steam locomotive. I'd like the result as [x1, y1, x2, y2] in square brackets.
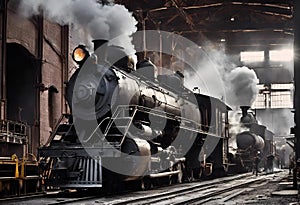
[234, 106, 276, 173]
[38, 39, 231, 190]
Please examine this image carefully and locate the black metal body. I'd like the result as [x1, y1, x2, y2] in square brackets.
[38, 40, 231, 189]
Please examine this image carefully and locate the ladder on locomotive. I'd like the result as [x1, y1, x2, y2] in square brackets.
[106, 106, 137, 145]
[87, 106, 137, 147]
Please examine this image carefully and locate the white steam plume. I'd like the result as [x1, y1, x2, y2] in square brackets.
[256, 108, 294, 136]
[228, 111, 249, 153]
[183, 44, 259, 108]
[183, 44, 233, 99]
[18, 0, 137, 55]
[225, 66, 259, 106]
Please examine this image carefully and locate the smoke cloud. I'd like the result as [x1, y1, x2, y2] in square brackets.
[183, 44, 231, 99]
[18, 0, 137, 55]
[225, 66, 259, 107]
[183, 44, 259, 108]
[256, 108, 294, 136]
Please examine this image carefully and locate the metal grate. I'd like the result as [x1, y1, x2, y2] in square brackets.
[0, 120, 27, 144]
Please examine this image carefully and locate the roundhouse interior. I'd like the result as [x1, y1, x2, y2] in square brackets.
[0, 0, 298, 199]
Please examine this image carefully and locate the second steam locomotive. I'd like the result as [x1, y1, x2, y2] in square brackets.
[234, 106, 276, 173]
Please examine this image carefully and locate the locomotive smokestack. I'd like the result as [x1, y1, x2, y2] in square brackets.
[92, 39, 108, 61]
[240, 106, 250, 118]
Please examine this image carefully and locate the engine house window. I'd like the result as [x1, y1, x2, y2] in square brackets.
[240, 51, 264, 63]
[253, 83, 293, 109]
[269, 49, 293, 62]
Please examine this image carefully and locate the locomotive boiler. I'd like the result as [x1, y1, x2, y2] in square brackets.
[38, 39, 230, 190]
[236, 131, 264, 151]
[237, 106, 265, 152]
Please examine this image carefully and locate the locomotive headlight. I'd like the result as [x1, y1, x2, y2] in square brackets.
[72, 45, 90, 65]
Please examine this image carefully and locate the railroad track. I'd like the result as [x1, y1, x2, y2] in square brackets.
[1, 171, 285, 205]
[0, 192, 48, 204]
[90, 171, 285, 205]
[1, 190, 100, 205]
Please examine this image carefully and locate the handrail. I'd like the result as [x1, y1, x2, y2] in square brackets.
[103, 105, 135, 136]
[46, 114, 68, 146]
[0, 119, 27, 136]
[0, 120, 28, 144]
[83, 117, 110, 143]
[125, 105, 221, 138]
[119, 108, 137, 146]
[78, 104, 224, 145]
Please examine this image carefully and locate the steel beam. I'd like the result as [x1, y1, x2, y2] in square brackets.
[0, 0, 7, 121]
[294, 0, 300, 190]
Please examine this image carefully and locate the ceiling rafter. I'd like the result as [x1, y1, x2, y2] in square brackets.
[117, 0, 294, 50]
[148, 2, 291, 12]
[148, 4, 292, 19]
[160, 20, 293, 33]
[168, 0, 195, 31]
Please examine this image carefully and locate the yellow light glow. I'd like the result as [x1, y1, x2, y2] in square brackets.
[73, 47, 87, 62]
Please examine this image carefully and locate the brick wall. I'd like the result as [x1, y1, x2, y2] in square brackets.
[40, 21, 64, 145]
[6, 6, 68, 148]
